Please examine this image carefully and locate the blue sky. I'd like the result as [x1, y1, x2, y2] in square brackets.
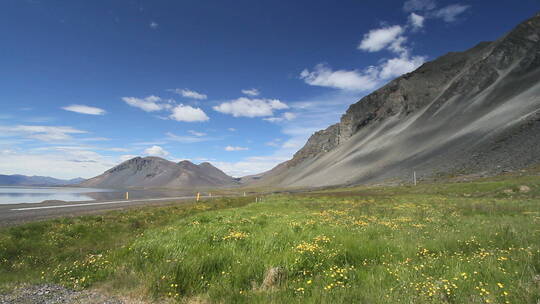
[0, 0, 538, 178]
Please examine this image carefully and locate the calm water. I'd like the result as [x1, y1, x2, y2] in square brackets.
[0, 187, 115, 204]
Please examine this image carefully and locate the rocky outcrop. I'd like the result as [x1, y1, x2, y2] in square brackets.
[287, 123, 341, 167]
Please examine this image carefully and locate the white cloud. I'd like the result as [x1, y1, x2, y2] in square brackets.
[213, 97, 289, 117]
[62, 104, 106, 115]
[301, 53, 426, 90]
[433, 4, 470, 22]
[358, 25, 404, 52]
[265, 138, 282, 147]
[0, 125, 87, 142]
[379, 55, 427, 79]
[212, 155, 289, 177]
[228, 128, 236, 132]
[388, 36, 408, 55]
[122, 95, 208, 122]
[80, 137, 110, 142]
[403, 0, 436, 12]
[150, 21, 159, 29]
[300, 63, 379, 91]
[403, 0, 470, 23]
[0, 148, 115, 179]
[241, 88, 260, 96]
[107, 147, 131, 152]
[165, 132, 210, 143]
[144, 145, 169, 157]
[264, 112, 297, 123]
[188, 130, 206, 137]
[171, 88, 208, 100]
[283, 112, 297, 120]
[224, 145, 249, 151]
[169, 104, 209, 122]
[408, 13, 425, 30]
[122, 95, 165, 112]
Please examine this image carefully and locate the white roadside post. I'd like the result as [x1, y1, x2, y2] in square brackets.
[413, 171, 417, 186]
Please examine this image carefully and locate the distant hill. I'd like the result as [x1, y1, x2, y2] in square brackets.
[248, 12, 540, 188]
[80, 156, 238, 189]
[0, 174, 85, 186]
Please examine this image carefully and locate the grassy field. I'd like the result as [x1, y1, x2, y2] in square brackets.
[1, 173, 539, 303]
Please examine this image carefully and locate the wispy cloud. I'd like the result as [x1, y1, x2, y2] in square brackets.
[433, 4, 470, 22]
[264, 112, 297, 123]
[403, 0, 470, 23]
[62, 104, 106, 115]
[150, 21, 159, 29]
[265, 138, 282, 147]
[224, 145, 249, 151]
[213, 97, 289, 118]
[213, 154, 290, 177]
[0, 125, 87, 142]
[79, 137, 110, 142]
[241, 88, 260, 96]
[358, 25, 404, 52]
[122, 95, 166, 112]
[170, 88, 208, 100]
[300, 64, 380, 91]
[0, 147, 116, 179]
[165, 132, 211, 143]
[408, 13, 425, 30]
[403, 0, 436, 12]
[188, 130, 207, 137]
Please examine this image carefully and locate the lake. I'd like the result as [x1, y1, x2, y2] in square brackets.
[0, 186, 200, 204]
[0, 187, 115, 204]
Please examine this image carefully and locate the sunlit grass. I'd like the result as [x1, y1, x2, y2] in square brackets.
[1, 175, 539, 303]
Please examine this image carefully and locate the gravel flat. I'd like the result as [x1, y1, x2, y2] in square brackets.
[0, 284, 123, 304]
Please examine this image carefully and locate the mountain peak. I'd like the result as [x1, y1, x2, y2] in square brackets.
[82, 157, 236, 189]
[178, 160, 195, 165]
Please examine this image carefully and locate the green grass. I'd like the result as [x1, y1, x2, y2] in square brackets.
[1, 175, 539, 303]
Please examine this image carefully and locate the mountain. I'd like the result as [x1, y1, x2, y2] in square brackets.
[0, 175, 86, 186]
[80, 157, 237, 189]
[250, 13, 540, 188]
